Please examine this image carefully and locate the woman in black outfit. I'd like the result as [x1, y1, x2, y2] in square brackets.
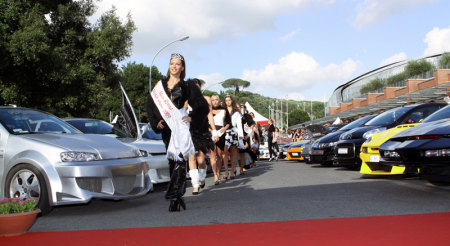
[147, 54, 209, 212]
[211, 94, 231, 183]
[267, 119, 278, 161]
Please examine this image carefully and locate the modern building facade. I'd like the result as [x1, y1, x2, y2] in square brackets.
[306, 52, 449, 126]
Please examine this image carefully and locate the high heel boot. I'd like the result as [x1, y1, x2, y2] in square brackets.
[178, 197, 186, 210]
[168, 199, 180, 212]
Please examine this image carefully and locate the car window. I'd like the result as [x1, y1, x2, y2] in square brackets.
[365, 107, 411, 126]
[422, 105, 450, 123]
[339, 115, 375, 131]
[0, 108, 78, 134]
[67, 120, 113, 134]
[402, 105, 445, 124]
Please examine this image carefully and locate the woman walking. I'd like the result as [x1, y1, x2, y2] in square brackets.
[224, 95, 244, 179]
[211, 94, 230, 183]
[188, 79, 218, 194]
[147, 54, 209, 211]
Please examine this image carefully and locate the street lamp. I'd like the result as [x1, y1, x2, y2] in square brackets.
[149, 36, 189, 92]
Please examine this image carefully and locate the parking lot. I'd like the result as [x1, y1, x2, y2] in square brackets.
[29, 159, 450, 232]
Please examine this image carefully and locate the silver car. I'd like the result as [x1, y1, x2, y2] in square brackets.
[0, 107, 152, 214]
[64, 118, 170, 184]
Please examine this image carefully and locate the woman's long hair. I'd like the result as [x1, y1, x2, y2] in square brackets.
[166, 53, 186, 81]
[223, 95, 239, 115]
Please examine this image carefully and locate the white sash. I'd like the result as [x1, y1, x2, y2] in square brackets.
[151, 81, 195, 161]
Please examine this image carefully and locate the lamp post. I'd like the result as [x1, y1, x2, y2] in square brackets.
[149, 36, 189, 92]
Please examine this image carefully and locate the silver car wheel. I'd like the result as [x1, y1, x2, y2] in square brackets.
[9, 169, 41, 203]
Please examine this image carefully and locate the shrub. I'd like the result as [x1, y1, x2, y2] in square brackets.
[386, 72, 407, 86]
[438, 52, 450, 68]
[405, 59, 435, 77]
[360, 77, 386, 94]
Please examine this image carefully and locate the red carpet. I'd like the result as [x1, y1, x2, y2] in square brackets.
[2, 213, 450, 245]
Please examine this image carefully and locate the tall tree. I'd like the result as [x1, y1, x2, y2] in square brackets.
[0, 0, 135, 119]
[115, 62, 164, 121]
[221, 78, 250, 94]
[288, 108, 310, 125]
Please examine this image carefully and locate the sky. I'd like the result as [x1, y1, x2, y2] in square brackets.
[90, 0, 450, 102]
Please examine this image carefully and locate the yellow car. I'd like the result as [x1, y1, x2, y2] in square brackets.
[360, 123, 419, 175]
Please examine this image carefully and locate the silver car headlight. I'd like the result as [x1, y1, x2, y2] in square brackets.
[61, 152, 101, 162]
[362, 127, 386, 140]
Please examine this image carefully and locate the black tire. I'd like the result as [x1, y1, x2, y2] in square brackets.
[6, 164, 52, 215]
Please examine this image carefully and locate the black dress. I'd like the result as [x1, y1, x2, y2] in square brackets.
[212, 106, 231, 151]
[147, 78, 209, 200]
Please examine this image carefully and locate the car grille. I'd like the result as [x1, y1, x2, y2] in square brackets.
[76, 178, 102, 193]
[113, 175, 139, 194]
[335, 143, 355, 158]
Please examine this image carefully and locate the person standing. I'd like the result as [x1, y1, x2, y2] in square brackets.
[267, 119, 277, 161]
[147, 54, 209, 212]
[224, 95, 244, 179]
[188, 79, 218, 194]
[211, 94, 231, 183]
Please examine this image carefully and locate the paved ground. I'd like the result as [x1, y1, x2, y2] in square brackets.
[30, 160, 450, 232]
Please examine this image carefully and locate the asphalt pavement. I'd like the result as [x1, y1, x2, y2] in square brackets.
[30, 160, 450, 232]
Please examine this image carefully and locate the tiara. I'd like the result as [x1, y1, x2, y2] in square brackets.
[171, 53, 184, 61]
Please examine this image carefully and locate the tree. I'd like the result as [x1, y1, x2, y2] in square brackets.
[114, 62, 164, 121]
[288, 108, 310, 125]
[0, 0, 135, 119]
[221, 78, 250, 95]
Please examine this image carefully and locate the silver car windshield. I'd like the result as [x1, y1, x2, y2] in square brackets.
[0, 108, 79, 134]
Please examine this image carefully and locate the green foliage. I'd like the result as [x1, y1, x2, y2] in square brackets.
[221, 78, 251, 94]
[288, 108, 310, 125]
[404, 59, 435, 77]
[438, 52, 450, 68]
[0, 198, 37, 214]
[386, 72, 407, 86]
[0, 0, 135, 120]
[360, 77, 386, 94]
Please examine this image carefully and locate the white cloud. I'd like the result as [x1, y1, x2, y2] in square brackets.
[285, 92, 306, 100]
[242, 52, 358, 93]
[379, 52, 407, 66]
[198, 73, 225, 90]
[280, 28, 301, 41]
[353, 0, 436, 29]
[423, 26, 450, 56]
[90, 0, 334, 54]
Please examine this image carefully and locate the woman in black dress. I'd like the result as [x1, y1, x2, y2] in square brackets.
[147, 54, 209, 211]
[211, 94, 231, 183]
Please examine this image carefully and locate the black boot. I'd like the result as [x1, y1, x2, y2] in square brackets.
[168, 199, 180, 212]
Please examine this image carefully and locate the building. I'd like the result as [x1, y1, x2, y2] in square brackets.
[301, 52, 449, 126]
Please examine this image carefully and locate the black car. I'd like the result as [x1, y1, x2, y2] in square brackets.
[300, 124, 329, 163]
[379, 105, 450, 184]
[333, 102, 447, 169]
[311, 114, 376, 166]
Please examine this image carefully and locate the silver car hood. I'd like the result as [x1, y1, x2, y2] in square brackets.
[21, 133, 140, 159]
[118, 138, 166, 154]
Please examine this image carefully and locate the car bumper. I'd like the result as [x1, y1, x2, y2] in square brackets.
[53, 157, 152, 206]
[286, 151, 304, 161]
[311, 147, 334, 163]
[334, 140, 364, 166]
[360, 148, 405, 175]
[145, 154, 170, 184]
